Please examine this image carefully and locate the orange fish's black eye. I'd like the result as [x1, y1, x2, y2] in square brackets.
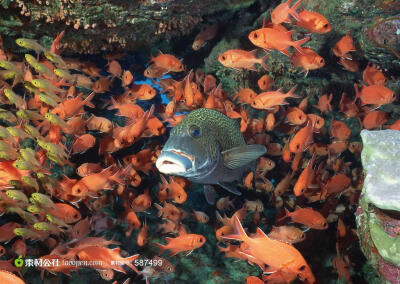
[320, 58, 324, 63]
[296, 144, 300, 150]
[323, 23, 329, 28]
[253, 32, 258, 39]
[73, 213, 78, 219]
[76, 188, 81, 193]
[221, 55, 226, 61]
[298, 265, 306, 271]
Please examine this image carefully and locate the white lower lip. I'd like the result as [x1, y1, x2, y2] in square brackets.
[156, 157, 186, 174]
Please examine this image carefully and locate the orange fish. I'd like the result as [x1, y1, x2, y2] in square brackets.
[144, 64, 168, 78]
[0, 269, 25, 283]
[66, 116, 86, 135]
[203, 74, 217, 93]
[316, 93, 333, 114]
[330, 120, 351, 141]
[337, 218, 346, 238]
[233, 87, 257, 104]
[274, 171, 295, 197]
[363, 63, 386, 86]
[154, 202, 183, 222]
[107, 60, 123, 78]
[77, 246, 140, 274]
[71, 134, 96, 154]
[131, 188, 152, 212]
[125, 209, 141, 232]
[268, 225, 306, 244]
[362, 110, 388, 130]
[257, 74, 274, 91]
[332, 253, 352, 283]
[271, 0, 302, 24]
[86, 115, 113, 133]
[291, 151, 303, 172]
[333, 33, 356, 58]
[289, 119, 314, 153]
[130, 84, 157, 100]
[322, 173, 351, 198]
[280, 206, 328, 230]
[93, 76, 113, 93]
[265, 112, 276, 131]
[50, 30, 65, 54]
[149, 51, 184, 72]
[339, 92, 359, 119]
[293, 152, 316, 195]
[11, 239, 26, 257]
[354, 84, 396, 107]
[48, 203, 81, 224]
[286, 107, 307, 125]
[71, 166, 124, 198]
[158, 175, 187, 204]
[291, 47, 325, 75]
[218, 49, 269, 71]
[223, 216, 315, 283]
[245, 276, 264, 284]
[51, 92, 95, 119]
[251, 86, 299, 110]
[388, 117, 400, 131]
[339, 55, 359, 72]
[192, 24, 218, 50]
[307, 113, 325, 131]
[137, 222, 148, 247]
[248, 27, 309, 57]
[192, 210, 210, 223]
[296, 10, 332, 34]
[122, 70, 134, 86]
[154, 231, 206, 256]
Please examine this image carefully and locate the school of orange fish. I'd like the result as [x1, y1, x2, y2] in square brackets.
[0, 0, 398, 283]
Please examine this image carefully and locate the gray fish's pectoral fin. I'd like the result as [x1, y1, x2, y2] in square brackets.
[203, 185, 216, 205]
[222, 144, 267, 169]
[218, 182, 242, 196]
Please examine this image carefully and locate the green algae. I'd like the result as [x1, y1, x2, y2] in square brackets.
[369, 217, 400, 266]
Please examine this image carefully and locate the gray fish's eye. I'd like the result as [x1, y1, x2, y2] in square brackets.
[188, 125, 202, 138]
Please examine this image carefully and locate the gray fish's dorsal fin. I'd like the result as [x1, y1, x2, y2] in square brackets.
[217, 182, 242, 196]
[222, 144, 267, 170]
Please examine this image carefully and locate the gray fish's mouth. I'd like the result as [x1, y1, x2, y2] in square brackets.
[156, 150, 194, 174]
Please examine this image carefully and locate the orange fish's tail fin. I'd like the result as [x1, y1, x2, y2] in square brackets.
[277, 208, 291, 222]
[286, 85, 301, 99]
[221, 215, 249, 242]
[83, 91, 96, 108]
[258, 52, 270, 71]
[289, 0, 302, 21]
[153, 241, 168, 255]
[291, 36, 310, 54]
[122, 253, 140, 274]
[154, 203, 163, 218]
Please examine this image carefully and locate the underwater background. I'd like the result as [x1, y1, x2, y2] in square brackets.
[0, 0, 399, 283]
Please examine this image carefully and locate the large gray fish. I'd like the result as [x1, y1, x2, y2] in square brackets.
[156, 108, 266, 201]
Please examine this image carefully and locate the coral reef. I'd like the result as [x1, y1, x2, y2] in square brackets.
[0, 0, 256, 54]
[356, 130, 400, 284]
